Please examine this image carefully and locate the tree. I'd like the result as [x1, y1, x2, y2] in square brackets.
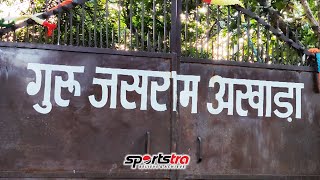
[257, 0, 320, 48]
[1, 0, 320, 64]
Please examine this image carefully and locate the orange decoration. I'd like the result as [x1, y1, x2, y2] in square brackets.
[48, 0, 73, 12]
[308, 48, 320, 54]
[42, 21, 57, 36]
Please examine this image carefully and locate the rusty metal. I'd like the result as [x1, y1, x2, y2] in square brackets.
[0, 41, 320, 179]
[178, 56, 320, 179]
[0, 44, 171, 179]
[0, 0, 320, 179]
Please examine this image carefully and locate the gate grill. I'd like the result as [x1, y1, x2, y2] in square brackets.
[0, 0, 316, 67]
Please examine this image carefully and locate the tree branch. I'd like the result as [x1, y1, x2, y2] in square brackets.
[258, 0, 302, 45]
[300, 0, 320, 35]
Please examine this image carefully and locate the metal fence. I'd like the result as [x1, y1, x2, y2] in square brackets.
[0, 0, 171, 52]
[181, 1, 308, 66]
[0, 0, 315, 66]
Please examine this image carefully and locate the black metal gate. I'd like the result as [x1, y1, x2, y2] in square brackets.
[0, 0, 320, 179]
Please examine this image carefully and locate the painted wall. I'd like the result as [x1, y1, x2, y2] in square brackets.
[0, 44, 319, 179]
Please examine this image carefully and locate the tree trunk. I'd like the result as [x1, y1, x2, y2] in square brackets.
[300, 0, 320, 38]
[258, 0, 296, 40]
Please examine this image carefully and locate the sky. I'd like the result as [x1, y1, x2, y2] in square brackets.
[0, 0, 30, 19]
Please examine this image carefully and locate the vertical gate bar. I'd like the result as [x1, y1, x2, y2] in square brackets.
[100, 24, 103, 48]
[57, 0, 61, 45]
[13, 29, 16, 42]
[237, 11, 241, 61]
[206, 3, 209, 58]
[174, 0, 182, 56]
[272, 39, 275, 64]
[49, 13, 55, 44]
[231, 10, 235, 61]
[286, 26, 290, 64]
[31, 0, 35, 43]
[201, 37, 203, 57]
[289, 47, 294, 65]
[276, 20, 280, 64]
[164, 0, 167, 53]
[153, 0, 156, 51]
[302, 45, 307, 66]
[51, 27, 54, 44]
[221, 7, 224, 59]
[266, 14, 270, 63]
[211, 33, 214, 59]
[261, 41, 264, 63]
[141, 2, 145, 50]
[195, 0, 199, 58]
[275, 41, 278, 64]
[88, 27, 91, 47]
[257, 22, 261, 62]
[76, 23, 80, 46]
[135, 32, 139, 50]
[106, 0, 109, 48]
[118, 0, 121, 45]
[190, 35, 193, 57]
[124, 29, 127, 50]
[169, 31, 171, 51]
[81, 3, 85, 46]
[279, 43, 284, 65]
[112, 28, 114, 49]
[158, 33, 161, 51]
[242, 34, 245, 61]
[232, 39, 235, 61]
[185, 0, 189, 55]
[63, 16, 68, 45]
[39, 17, 42, 43]
[123, 29, 127, 50]
[69, 9, 73, 45]
[295, 29, 299, 65]
[45, 0, 49, 44]
[246, 16, 250, 62]
[94, 0, 97, 47]
[147, 31, 151, 51]
[38, 25, 42, 44]
[129, 0, 133, 50]
[200, 3, 204, 58]
[227, 6, 230, 60]
[279, 42, 284, 64]
[64, 18, 68, 45]
[106, 26, 109, 48]
[170, 0, 182, 179]
[26, 23, 30, 43]
[217, 6, 221, 59]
